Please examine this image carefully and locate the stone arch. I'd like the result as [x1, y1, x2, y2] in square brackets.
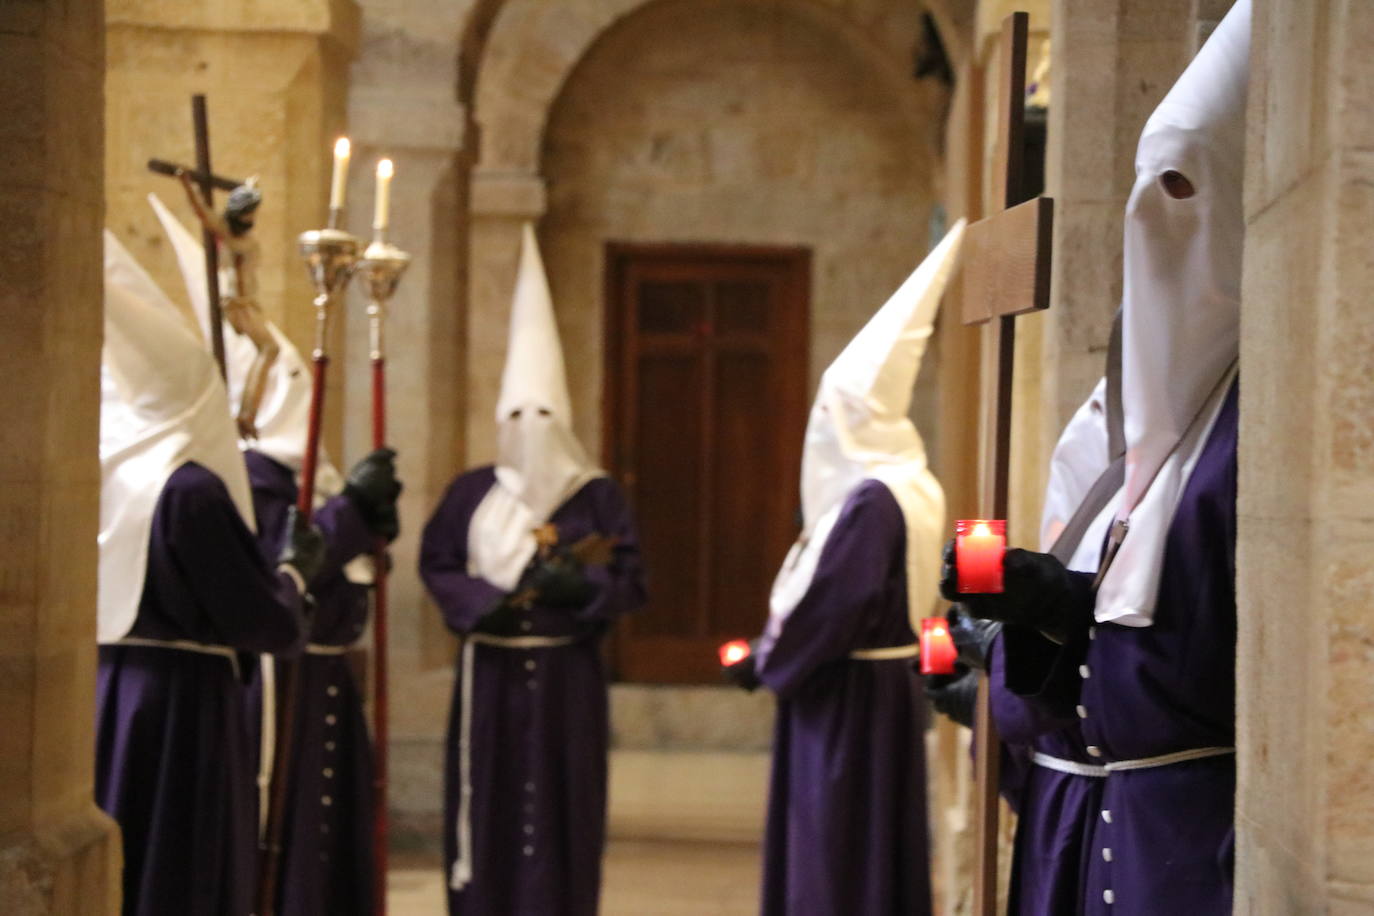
[471, 0, 934, 176]
[462, 0, 949, 460]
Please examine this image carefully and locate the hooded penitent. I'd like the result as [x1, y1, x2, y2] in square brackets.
[149, 193, 344, 495]
[1096, 0, 1249, 626]
[769, 220, 965, 632]
[99, 230, 256, 643]
[468, 223, 601, 590]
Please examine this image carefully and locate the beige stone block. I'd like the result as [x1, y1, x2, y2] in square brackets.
[610, 685, 773, 752]
[1238, 177, 1320, 522]
[1235, 519, 1324, 870]
[1324, 150, 1374, 493]
[1322, 520, 1374, 884]
[1248, 0, 1321, 213]
[107, 0, 360, 46]
[607, 750, 769, 843]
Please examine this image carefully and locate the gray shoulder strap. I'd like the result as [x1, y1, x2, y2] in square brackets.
[1106, 306, 1125, 461]
[1048, 307, 1126, 565]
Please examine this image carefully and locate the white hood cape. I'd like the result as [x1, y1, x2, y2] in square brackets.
[1039, 378, 1123, 573]
[469, 223, 602, 590]
[1095, 0, 1249, 626]
[99, 231, 256, 644]
[768, 220, 964, 635]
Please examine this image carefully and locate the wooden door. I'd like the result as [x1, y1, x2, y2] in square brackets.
[605, 244, 810, 683]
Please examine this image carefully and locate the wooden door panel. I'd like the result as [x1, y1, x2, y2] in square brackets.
[632, 352, 703, 638]
[606, 244, 809, 683]
[708, 350, 776, 635]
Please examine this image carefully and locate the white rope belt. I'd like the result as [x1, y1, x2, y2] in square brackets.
[304, 643, 351, 656]
[257, 655, 277, 840]
[1033, 746, 1236, 778]
[450, 633, 579, 891]
[113, 637, 241, 680]
[1103, 746, 1235, 772]
[848, 644, 920, 661]
[1032, 752, 1108, 778]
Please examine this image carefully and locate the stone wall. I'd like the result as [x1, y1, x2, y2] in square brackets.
[1235, 0, 1374, 910]
[0, 2, 122, 912]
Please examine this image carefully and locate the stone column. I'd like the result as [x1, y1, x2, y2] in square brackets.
[1236, 0, 1374, 910]
[0, 3, 122, 913]
[104, 0, 359, 451]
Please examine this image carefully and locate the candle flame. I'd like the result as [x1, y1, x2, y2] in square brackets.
[719, 639, 751, 666]
[377, 158, 394, 179]
[931, 626, 946, 637]
[334, 137, 351, 158]
[972, 521, 992, 537]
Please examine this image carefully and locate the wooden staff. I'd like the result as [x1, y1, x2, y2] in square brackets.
[191, 95, 228, 378]
[951, 13, 1053, 913]
[358, 230, 411, 916]
[255, 225, 361, 916]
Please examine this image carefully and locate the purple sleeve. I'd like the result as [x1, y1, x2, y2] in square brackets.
[570, 478, 648, 625]
[418, 473, 506, 634]
[313, 492, 374, 582]
[754, 482, 903, 700]
[165, 464, 305, 653]
[999, 573, 1096, 718]
[990, 629, 1081, 743]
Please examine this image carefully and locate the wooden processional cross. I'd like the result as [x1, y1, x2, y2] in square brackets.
[146, 94, 233, 379]
[958, 12, 1053, 915]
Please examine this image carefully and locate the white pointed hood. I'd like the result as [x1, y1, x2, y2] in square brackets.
[769, 220, 964, 632]
[467, 224, 602, 590]
[1097, 0, 1249, 626]
[99, 230, 255, 643]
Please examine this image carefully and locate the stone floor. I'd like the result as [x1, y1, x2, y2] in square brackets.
[389, 838, 762, 914]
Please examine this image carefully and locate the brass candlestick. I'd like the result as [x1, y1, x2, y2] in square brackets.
[297, 227, 362, 356]
[357, 238, 412, 361]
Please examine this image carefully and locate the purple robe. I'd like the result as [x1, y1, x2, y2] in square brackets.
[1004, 382, 1238, 915]
[990, 634, 1104, 915]
[96, 461, 305, 916]
[755, 480, 933, 916]
[419, 467, 646, 916]
[244, 450, 376, 916]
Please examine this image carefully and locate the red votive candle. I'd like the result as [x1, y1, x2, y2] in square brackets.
[919, 618, 958, 675]
[956, 519, 1006, 594]
[719, 639, 751, 667]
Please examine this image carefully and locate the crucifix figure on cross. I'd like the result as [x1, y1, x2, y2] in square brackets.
[147, 94, 280, 441]
[953, 11, 1054, 916]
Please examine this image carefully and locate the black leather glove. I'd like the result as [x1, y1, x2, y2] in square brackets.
[946, 605, 1002, 671]
[526, 554, 597, 608]
[722, 639, 762, 692]
[344, 447, 402, 542]
[278, 506, 326, 586]
[926, 667, 979, 728]
[472, 598, 522, 637]
[939, 540, 1089, 643]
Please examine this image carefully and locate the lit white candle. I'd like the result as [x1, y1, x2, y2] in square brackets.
[373, 158, 394, 233]
[329, 137, 351, 211]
